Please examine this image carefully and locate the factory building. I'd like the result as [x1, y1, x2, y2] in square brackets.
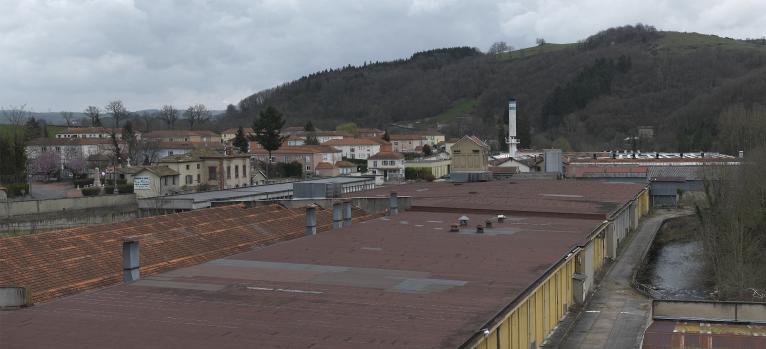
[1, 180, 649, 348]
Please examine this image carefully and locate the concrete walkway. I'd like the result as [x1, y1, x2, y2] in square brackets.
[554, 209, 691, 349]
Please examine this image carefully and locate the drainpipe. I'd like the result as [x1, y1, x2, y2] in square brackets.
[122, 237, 140, 282]
[342, 200, 352, 226]
[389, 192, 398, 216]
[305, 204, 317, 235]
[332, 202, 343, 229]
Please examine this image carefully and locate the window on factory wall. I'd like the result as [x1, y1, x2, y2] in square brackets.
[226, 166, 231, 179]
[234, 165, 239, 178]
[208, 166, 217, 180]
[185, 175, 193, 184]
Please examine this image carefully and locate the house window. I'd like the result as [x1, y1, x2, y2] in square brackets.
[185, 175, 193, 184]
[172, 176, 176, 185]
[168, 151, 174, 155]
[196, 174, 200, 183]
[164, 177, 168, 185]
[373, 161, 378, 167]
[184, 137, 189, 142]
[243, 165, 247, 178]
[186, 164, 190, 170]
[306, 165, 311, 170]
[208, 166, 217, 180]
[226, 166, 231, 179]
[234, 165, 239, 178]
[196, 164, 200, 169]
[472, 149, 479, 153]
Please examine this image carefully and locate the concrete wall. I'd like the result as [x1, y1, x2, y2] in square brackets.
[1, 207, 137, 234]
[1, 194, 136, 218]
[652, 300, 766, 323]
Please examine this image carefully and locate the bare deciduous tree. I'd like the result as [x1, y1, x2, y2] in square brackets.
[84, 106, 101, 127]
[61, 111, 75, 127]
[487, 41, 512, 54]
[136, 139, 161, 165]
[159, 105, 178, 130]
[184, 104, 211, 130]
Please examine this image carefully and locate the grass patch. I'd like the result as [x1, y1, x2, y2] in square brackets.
[657, 32, 766, 51]
[0, 124, 66, 139]
[433, 98, 477, 123]
[495, 43, 576, 61]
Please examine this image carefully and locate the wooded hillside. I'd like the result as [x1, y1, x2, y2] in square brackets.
[231, 25, 766, 152]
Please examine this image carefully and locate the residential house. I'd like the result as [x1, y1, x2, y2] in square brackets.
[143, 130, 221, 144]
[367, 143, 405, 185]
[450, 135, 491, 182]
[220, 127, 254, 144]
[314, 160, 357, 177]
[390, 134, 425, 153]
[55, 127, 139, 140]
[26, 137, 125, 170]
[285, 131, 351, 146]
[131, 166, 180, 198]
[154, 150, 251, 190]
[250, 145, 343, 175]
[357, 128, 384, 138]
[323, 138, 385, 160]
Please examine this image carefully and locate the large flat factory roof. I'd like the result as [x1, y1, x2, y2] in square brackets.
[0, 211, 603, 349]
[350, 180, 646, 219]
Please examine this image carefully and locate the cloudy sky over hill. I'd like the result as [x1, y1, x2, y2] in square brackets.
[1, 0, 764, 112]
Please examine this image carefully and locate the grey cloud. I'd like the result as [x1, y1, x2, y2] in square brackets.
[0, 0, 763, 112]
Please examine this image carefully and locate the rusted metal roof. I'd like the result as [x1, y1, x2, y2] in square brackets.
[348, 180, 646, 219]
[0, 204, 377, 304]
[642, 320, 766, 349]
[0, 211, 601, 349]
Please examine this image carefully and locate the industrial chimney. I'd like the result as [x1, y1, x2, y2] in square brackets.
[507, 99, 519, 158]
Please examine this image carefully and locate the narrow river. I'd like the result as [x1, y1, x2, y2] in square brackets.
[638, 216, 711, 300]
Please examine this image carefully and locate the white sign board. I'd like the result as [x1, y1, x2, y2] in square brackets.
[134, 176, 151, 190]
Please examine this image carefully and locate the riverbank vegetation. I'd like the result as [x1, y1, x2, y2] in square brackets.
[696, 105, 766, 300]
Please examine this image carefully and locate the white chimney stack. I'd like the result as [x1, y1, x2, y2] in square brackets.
[507, 99, 519, 158]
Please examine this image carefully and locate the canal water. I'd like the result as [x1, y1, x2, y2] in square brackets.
[638, 217, 711, 300]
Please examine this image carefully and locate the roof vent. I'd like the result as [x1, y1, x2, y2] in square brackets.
[449, 224, 459, 232]
[485, 220, 493, 228]
[497, 214, 506, 223]
[458, 215, 469, 226]
[476, 224, 484, 234]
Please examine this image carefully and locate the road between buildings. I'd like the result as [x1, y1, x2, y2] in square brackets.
[553, 209, 692, 349]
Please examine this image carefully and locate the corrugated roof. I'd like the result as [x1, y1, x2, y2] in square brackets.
[0, 204, 377, 304]
[0, 210, 600, 348]
[348, 180, 645, 219]
[642, 320, 766, 349]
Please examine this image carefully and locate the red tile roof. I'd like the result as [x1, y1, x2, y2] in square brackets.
[27, 137, 124, 146]
[144, 130, 219, 138]
[0, 204, 376, 303]
[250, 145, 341, 155]
[315, 161, 334, 170]
[322, 137, 386, 146]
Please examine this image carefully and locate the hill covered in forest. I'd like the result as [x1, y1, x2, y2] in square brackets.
[230, 25, 766, 152]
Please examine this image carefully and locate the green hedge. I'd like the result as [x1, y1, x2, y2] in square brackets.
[117, 184, 134, 193]
[104, 179, 127, 186]
[73, 178, 94, 187]
[405, 167, 433, 180]
[3, 183, 29, 198]
[104, 186, 115, 194]
[81, 187, 101, 196]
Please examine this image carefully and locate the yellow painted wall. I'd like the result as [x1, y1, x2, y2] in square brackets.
[473, 193, 647, 349]
[473, 253, 576, 349]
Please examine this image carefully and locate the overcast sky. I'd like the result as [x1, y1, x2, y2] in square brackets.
[1, 0, 764, 113]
